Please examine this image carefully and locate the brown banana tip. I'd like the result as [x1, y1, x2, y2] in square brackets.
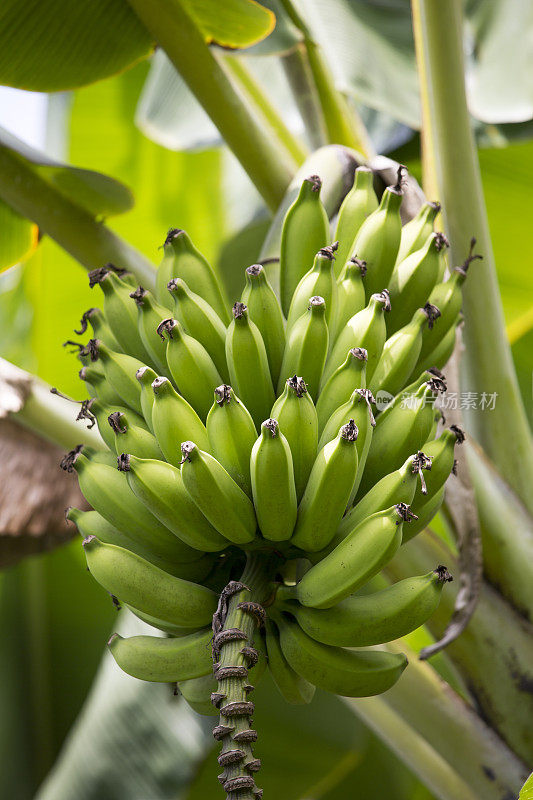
[309, 295, 325, 308]
[340, 418, 358, 441]
[306, 174, 322, 192]
[393, 164, 408, 193]
[372, 289, 391, 312]
[287, 375, 308, 397]
[450, 424, 466, 444]
[74, 308, 98, 335]
[136, 366, 149, 381]
[129, 286, 147, 306]
[423, 303, 441, 329]
[117, 453, 131, 471]
[411, 451, 433, 494]
[232, 301, 247, 319]
[108, 411, 126, 434]
[82, 534, 97, 548]
[246, 264, 263, 277]
[76, 399, 96, 428]
[427, 376, 447, 394]
[156, 318, 176, 341]
[395, 503, 418, 523]
[107, 632, 120, 647]
[59, 444, 84, 472]
[435, 565, 453, 583]
[434, 232, 450, 251]
[350, 347, 368, 362]
[164, 228, 184, 245]
[318, 245, 336, 260]
[429, 201, 441, 212]
[263, 418, 279, 436]
[349, 256, 367, 276]
[88, 266, 111, 288]
[63, 340, 85, 353]
[180, 440, 196, 462]
[215, 384, 232, 406]
[456, 237, 483, 276]
[86, 339, 100, 362]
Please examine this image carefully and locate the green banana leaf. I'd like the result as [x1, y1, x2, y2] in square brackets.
[0, 202, 38, 273]
[0, 0, 275, 92]
[520, 772, 533, 800]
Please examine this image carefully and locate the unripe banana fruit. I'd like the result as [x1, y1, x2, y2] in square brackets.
[265, 618, 316, 704]
[108, 627, 213, 683]
[279, 175, 329, 315]
[333, 166, 378, 276]
[206, 384, 257, 496]
[278, 296, 329, 400]
[273, 612, 408, 697]
[250, 419, 297, 542]
[241, 264, 286, 385]
[286, 246, 338, 333]
[279, 566, 452, 647]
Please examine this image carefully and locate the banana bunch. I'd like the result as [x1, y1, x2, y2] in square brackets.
[60, 167, 476, 729]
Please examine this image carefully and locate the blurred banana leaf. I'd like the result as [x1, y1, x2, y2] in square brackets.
[0, 202, 38, 272]
[35, 611, 214, 800]
[136, 0, 533, 157]
[0, 0, 274, 92]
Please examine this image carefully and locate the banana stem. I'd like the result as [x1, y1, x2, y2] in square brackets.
[126, 0, 297, 211]
[211, 553, 274, 800]
[410, 0, 533, 513]
[281, 43, 330, 150]
[278, 0, 374, 157]
[223, 55, 309, 166]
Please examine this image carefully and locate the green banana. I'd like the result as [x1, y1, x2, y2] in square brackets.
[241, 264, 286, 385]
[156, 228, 229, 322]
[334, 451, 431, 546]
[271, 376, 318, 502]
[150, 376, 209, 465]
[179, 673, 219, 716]
[89, 340, 145, 414]
[250, 418, 297, 542]
[157, 318, 222, 422]
[286, 246, 338, 333]
[274, 612, 407, 697]
[83, 536, 216, 627]
[78, 363, 122, 406]
[291, 420, 359, 553]
[225, 302, 275, 427]
[395, 201, 441, 264]
[316, 347, 367, 430]
[411, 426, 465, 512]
[88, 267, 153, 364]
[386, 232, 449, 334]
[60, 447, 199, 563]
[333, 166, 378, 276]
[356, 379, 445, 497]
[180, 441, 257, 544]
[74, 307, 122, 352]
[335, 258, 367, 339]
[167, 277, 229, 381]
[402, 486, 445, 543]
[369, 304, 440, 398]
[417, 317, 460, 374]
[265, 618, 315, 704]
[130, 286, 171, 375]
[108, 627, 213, 683]
[77, 396, 147, 451]
[323, 290, 390, 385]
[279, 174, 330, 316]
[125, 605, 206, 637]
[66, 507, 206, 578]
[318, 388, 376, 501]
[277, 296, 329, 401]
[135, 365, 158, 432]
[286, 505, 413, 608]
[417, 238, 480, 370]
[108, 410, 162, 460]
[351, 167, 405, 300]
[280, 567, 452, 647]
[117, 453, 228, 552]
[206, 384, 257, 496]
